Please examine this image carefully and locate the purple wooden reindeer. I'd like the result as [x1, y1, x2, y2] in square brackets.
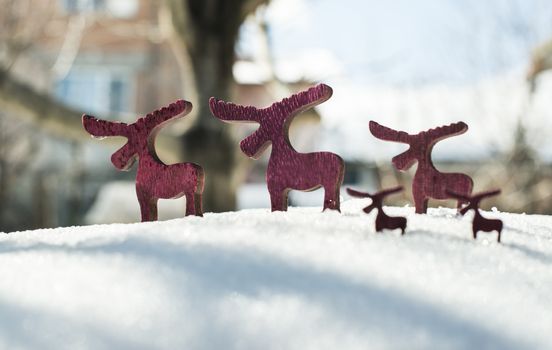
[347, 187, 407, 234]
[82, 100, 204, 222]
[447, 190, 503, 242]
[209, 84, 345, 211]
[369, 121, 473, 214]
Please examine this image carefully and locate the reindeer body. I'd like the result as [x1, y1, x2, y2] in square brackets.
[347, 187, 407, 234]
[134, 156, 203, 221]
[448, 190, 503, 243]
[373, 209, 407, 234]
[83, 100, 204, 222]
[472, 211, 503, 242]
[370, 121, 473, 214]
[413, 164, 473, 213]
[210, 84, 344, 212]
[265, 139, 344, 211]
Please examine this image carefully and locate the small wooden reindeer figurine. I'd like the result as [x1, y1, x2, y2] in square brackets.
[210, 84, 345, 212]
[447, 190, 503, 242]
[369, 121, 473, 214]
[82, 100, 204, 221]
[347, 186, 407, 234]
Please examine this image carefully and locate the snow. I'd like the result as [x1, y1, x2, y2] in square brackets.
[1, 200, 552, 350]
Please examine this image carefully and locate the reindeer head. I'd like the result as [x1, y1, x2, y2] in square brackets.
[347, 186, 404, 202]
[347, 186, 404, 213]
[370, 121, 468, 170]
[82, 115, 135, 170]
[447, 189, 501, 215]
[369, 121, 416, 170]
[210, 84, 333, 159]
[208, 99, 268, 158]
[82, 100, 191, 170]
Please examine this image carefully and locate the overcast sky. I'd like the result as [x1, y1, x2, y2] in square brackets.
[239, 0, 552, 87]
[234, 0, 552, 161]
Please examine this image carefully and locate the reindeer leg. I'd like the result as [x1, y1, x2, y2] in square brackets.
[269, 185, 288, 211]
[400, 218, 407, 235]
[137, 188, 156, 222]
[138, 197, 150, 222]
[323, 183, 341, 212]
[414, 195, 428, 214]
[185, 192, 195, 216]
[194, 192, 203, 217]
[149, 198, 158, 221]
[184, 192, 203, 217]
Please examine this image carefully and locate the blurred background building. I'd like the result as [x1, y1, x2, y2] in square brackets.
[1, 0, 552, 231]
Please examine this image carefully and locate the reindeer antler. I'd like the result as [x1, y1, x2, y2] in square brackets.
[143, 99, 191, 129]
[270, 84, 333, 116]
[210, 84, 332, 124]
[471, 189, 501, 201]
[447, 189, 500, 203]
[447, 189, 500, 216]
[82, 115, 128, 138]
[369, 121, 412, 144]
[209, 98, 261, 123]
[346, 188, 372, 198]
[375, 186, 404, 199]
[423, 122, 468, 142]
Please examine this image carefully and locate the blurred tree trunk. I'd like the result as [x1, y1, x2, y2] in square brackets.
[165, 0, 266, 212]
[0, 0, 267, 215]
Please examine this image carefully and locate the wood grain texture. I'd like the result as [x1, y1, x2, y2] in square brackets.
[369, 121, 473, 214]
[347, 187, 407, 234]
[210, 84, 345, 212]
[447, 190, 503, 242]
[82, 100, 204, 222]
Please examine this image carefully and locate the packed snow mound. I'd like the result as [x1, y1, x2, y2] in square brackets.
[1, 200, 551, 350]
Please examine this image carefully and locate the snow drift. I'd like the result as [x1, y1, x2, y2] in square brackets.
[1, 199, 551, 350]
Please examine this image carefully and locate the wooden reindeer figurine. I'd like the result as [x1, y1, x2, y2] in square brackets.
[82, 100, 204, 221]
[347, 186, 407, 234]
[210, 84, 345, 212]
[369, 121, 473, 214]
[447, 190, 503, 242]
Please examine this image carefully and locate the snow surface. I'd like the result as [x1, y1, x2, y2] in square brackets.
[1, 200, 552, 350]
